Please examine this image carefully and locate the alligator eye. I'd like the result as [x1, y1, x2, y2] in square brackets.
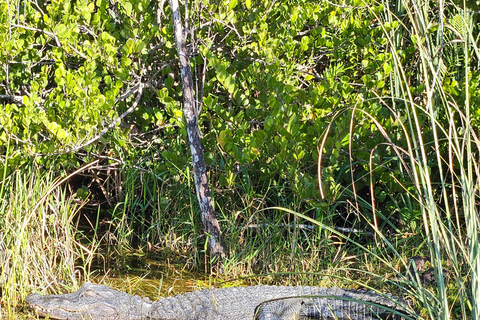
[83, 290, 100, 297]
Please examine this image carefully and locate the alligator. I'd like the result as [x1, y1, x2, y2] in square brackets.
[26, 282, 413, 319]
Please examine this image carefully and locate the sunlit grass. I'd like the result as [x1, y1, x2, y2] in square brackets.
[0, 162, 99, 318]
[317, 0, 480, 318]
[385, 1, 479, 318]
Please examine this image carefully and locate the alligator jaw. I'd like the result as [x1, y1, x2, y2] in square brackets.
[27, 294, 118, 320]
[26, 282, 152, 320]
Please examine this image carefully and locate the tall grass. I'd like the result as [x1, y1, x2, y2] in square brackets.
[384, 1, 479, 318]
[317, 0, 480, 318]
[0, 161, 99, 317]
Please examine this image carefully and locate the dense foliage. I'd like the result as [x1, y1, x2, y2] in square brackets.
[1, 0, 479, 243]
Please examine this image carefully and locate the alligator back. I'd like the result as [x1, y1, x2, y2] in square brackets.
[147, 285, 410, 320]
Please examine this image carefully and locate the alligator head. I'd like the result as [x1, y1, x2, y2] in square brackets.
[26, 282, 152, 320]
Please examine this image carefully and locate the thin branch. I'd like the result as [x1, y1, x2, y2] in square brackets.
[0, 95, 24, 105]
[11, 23, 62, 47]
[67, 43, 87, 59]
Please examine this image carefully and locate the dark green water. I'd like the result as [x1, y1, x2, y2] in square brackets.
[90, 251, 210, 299]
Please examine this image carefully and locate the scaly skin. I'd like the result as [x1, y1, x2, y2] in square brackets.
[26, 282, 411, 320]
[26, 282, 152, 320]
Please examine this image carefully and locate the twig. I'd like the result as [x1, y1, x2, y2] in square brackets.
[0, 94, 24, 105]
[80, 152, 168, 183]
[324, 0, 367, 9]
[67, 43, 87, 59]
[147, 42, 166, 55]
[242, 223, 374, 236]
[115, 82, 141, 103]
[11, 23, 62, 47]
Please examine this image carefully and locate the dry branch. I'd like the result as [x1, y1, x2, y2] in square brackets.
[169, 0, 226, 258]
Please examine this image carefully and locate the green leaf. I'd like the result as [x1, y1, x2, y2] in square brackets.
[264, 116, 274, 131]
[125, 38, 134, 54]
[157, 88, 168, 101]
[204, 95, 214, 108]
[124, 1, 133, 16]
[301, 36, 309, 51]
[224, 75, 236, 94]
[56, 24, 67, 35]
[287, 114, 298, 134]
[383, 63, 392, 75]
[218, 129, 232, 147]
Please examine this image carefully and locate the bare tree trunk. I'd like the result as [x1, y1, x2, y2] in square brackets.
[168, 0, 226, 258]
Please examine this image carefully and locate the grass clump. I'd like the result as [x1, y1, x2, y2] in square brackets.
[383, 1, 480, 318]
[0, 163, 99, 317]
[314, 0, 480, 318]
